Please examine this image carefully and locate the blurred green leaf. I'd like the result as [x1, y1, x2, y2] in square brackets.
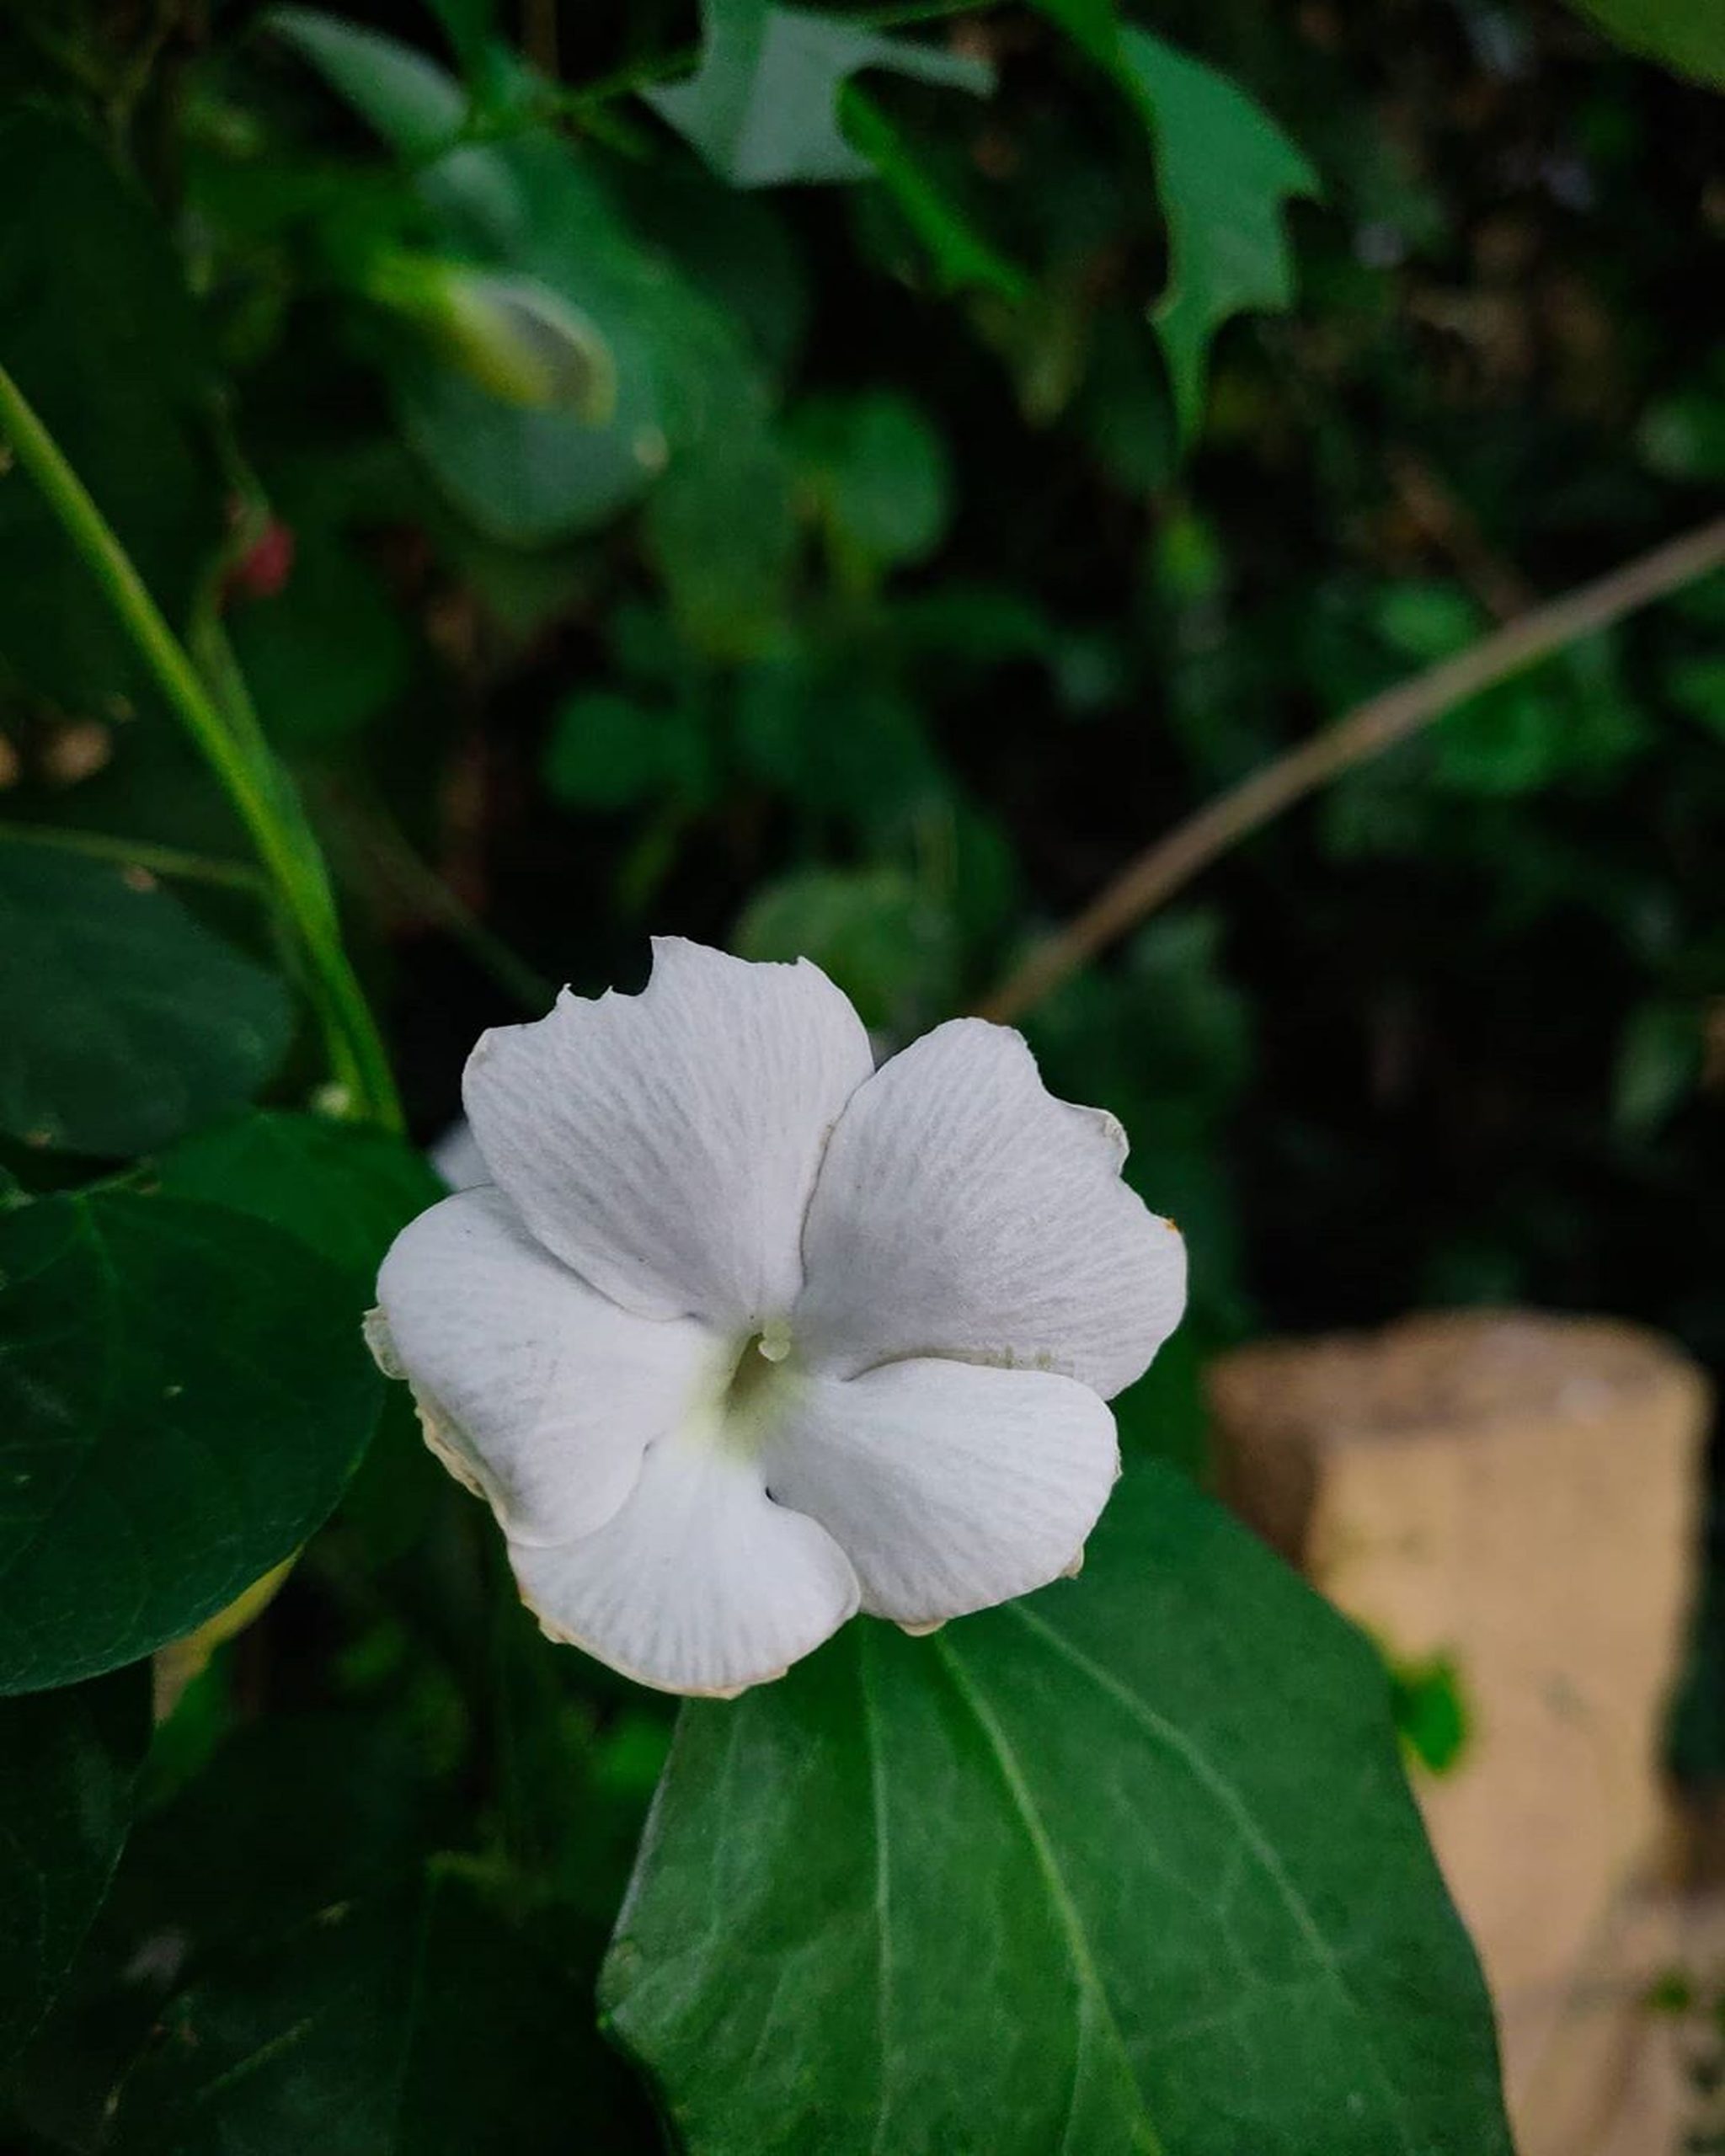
[1560, 0, 1725, 87]
[0, 1672, 147, 2064]
[644, 421, 796, 658]
[0, 108, 221, 713]
[1027, 0, 1121, 68]
[1614, 998, 1705, 1135]
[603, 1464, 1512, 2156]
[1364, 585, 1647, 797]
[1119, 29, 1319, 443]
[644, 0, 991, 189]
[0, 845, 291, 1157]
[790, 391, 953, 581]
[1638, 385, 1725, 480]
[110, 1860, 647, 2155]
[227, 524, 414, 749]
[737, 653, 941, 827]
[268, 7, 467, 156]
[544, 691, 711, 812]
[425, 0, 494, 70]
[1669, 653, 1725, 739]
[1386, 1652, 1472, 1778]
[736, 865, 957, 1032]
[0, 1191, 380, 1694]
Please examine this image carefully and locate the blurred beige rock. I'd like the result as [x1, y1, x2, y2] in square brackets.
[1209, 1310, 1712, 2156]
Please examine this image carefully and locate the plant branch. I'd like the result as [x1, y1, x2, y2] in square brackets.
[0, 361, 403, 1129]
[977, 514, 1725, 1027]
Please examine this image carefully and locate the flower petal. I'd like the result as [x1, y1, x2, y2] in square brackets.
[794, 1018, 1186, 1399]
[463, 938, 873, 1328]
[374, 1187, 715, 1546]
[763, 1358, 1119, 1627]
[508, 1434, 859, 1696]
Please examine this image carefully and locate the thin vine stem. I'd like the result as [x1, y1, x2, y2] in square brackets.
[977, 514, 1725, 1026]
[0, 360, 403, 1130]
[0, 820, 263, 893]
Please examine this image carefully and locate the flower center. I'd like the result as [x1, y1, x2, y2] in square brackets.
[713, 1321, 798, 1454]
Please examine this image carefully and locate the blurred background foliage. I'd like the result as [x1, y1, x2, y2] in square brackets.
[0, 0, 1722, 2143]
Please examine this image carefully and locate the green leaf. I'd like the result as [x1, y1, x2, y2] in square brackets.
[424, 0, 495, 69]
[0, 109, 221, 713]
[0, 845, 291, 1157]
[153, 1113, 447, 1566]
[603, 1464, 1511, 2156]
[1669, 652, 1725, 739]
[1560, 0, 1725, 87]
[0, 1190, 381, 1694]
[1614, 999, 1705, 1136]
[0, 1671, 148, 2064]
[544, 691, 711, 812]
[1118, 29, 1319, 443]
[1386, 1652, 1472, 1779]
[644, 0, 991, 189]
[227, 518, 414, 748]
[6, 1706, 453, 2146]
[790, 391, 953, 580]
[109, 1860, 649, 2155]
[736, 865, 959, 1033]
[269, 7, 467, 157]
[644, 420, 797, 659]
[155, 1110, 443, 1283]
[1027, 0, 1122, 69]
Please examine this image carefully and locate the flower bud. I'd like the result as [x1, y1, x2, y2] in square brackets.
[365, 253, 617, 420]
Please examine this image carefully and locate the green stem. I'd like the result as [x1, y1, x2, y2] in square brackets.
[0, 361, 403, 1131]
[0, 820, 264, 893]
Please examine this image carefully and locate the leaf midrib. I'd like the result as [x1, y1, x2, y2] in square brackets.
[932, 1630, 1166, 2156]
[1006, 1600, 1420, 2156]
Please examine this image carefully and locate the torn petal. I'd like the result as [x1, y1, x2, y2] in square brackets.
[463, 937, 873, 1329]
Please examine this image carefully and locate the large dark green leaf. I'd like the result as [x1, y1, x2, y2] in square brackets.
[109, 1860, 649, 2155]
[0, 1671, 148, 2064]
[602, 1464, 1511, 2156]
[5, 1710, 454, 2151]
[157, 1110, 456, 1568]
[156, 1110, 443, 1283]
[644, 0, 991, 189]
[0, 846, 291, 1157]
[0, 1190, 381, 1694]
[0, 108, 221, 712]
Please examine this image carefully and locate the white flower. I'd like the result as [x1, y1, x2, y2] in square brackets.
[367, 938, 1186, 1697]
